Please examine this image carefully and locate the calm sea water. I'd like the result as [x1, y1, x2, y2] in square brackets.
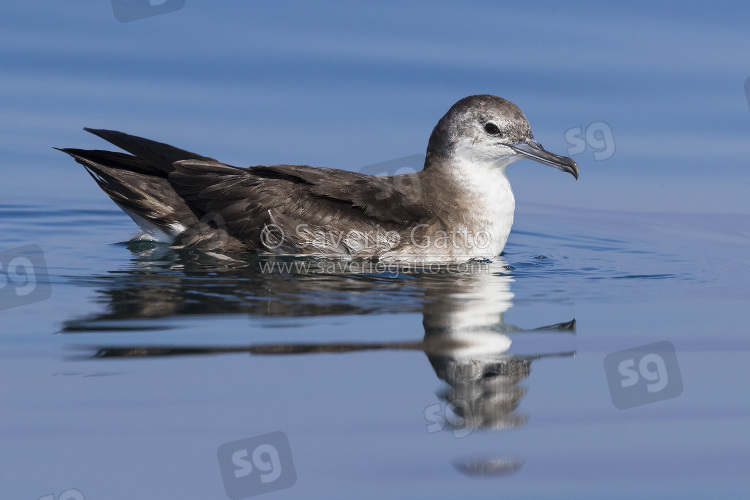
[2, 195, 749, 499]
[3, 2, 750, 499]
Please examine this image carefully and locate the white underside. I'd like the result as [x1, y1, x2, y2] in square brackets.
[119, 205, 185, 243]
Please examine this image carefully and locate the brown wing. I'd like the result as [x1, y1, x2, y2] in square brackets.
[69, 128, 444, 254]
[168, 160, 441, 253]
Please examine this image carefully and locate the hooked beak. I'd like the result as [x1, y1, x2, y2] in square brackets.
[510, 139, 579, 180]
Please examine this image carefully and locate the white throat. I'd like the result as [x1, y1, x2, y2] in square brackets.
[447, 146, 518, 257]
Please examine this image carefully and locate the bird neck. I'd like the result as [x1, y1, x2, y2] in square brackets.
[420, 152, 516, 258]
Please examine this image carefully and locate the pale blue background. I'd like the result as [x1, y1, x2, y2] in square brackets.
[3, 1, 750, 212]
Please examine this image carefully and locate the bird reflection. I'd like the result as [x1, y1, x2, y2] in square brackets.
[452, 456, 525, 478]
[64, 244, 575, 478]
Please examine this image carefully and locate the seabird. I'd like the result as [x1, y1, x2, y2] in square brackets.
[60, 95, 578, 261]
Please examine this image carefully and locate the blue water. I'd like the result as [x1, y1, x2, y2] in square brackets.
[2, 2, 750, 499]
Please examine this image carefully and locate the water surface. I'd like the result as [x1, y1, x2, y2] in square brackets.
[2, 198, 749, 499]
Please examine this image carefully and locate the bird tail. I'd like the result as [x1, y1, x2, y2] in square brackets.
[58, 144, 238, 250]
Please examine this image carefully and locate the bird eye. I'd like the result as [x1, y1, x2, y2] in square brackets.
[484, 123, 503, 137]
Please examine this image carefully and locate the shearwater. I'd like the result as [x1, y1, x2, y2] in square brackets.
[60, 95, 578, 261]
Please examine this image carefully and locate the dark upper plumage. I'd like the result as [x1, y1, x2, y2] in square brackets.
[60, 95, 578, 259]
